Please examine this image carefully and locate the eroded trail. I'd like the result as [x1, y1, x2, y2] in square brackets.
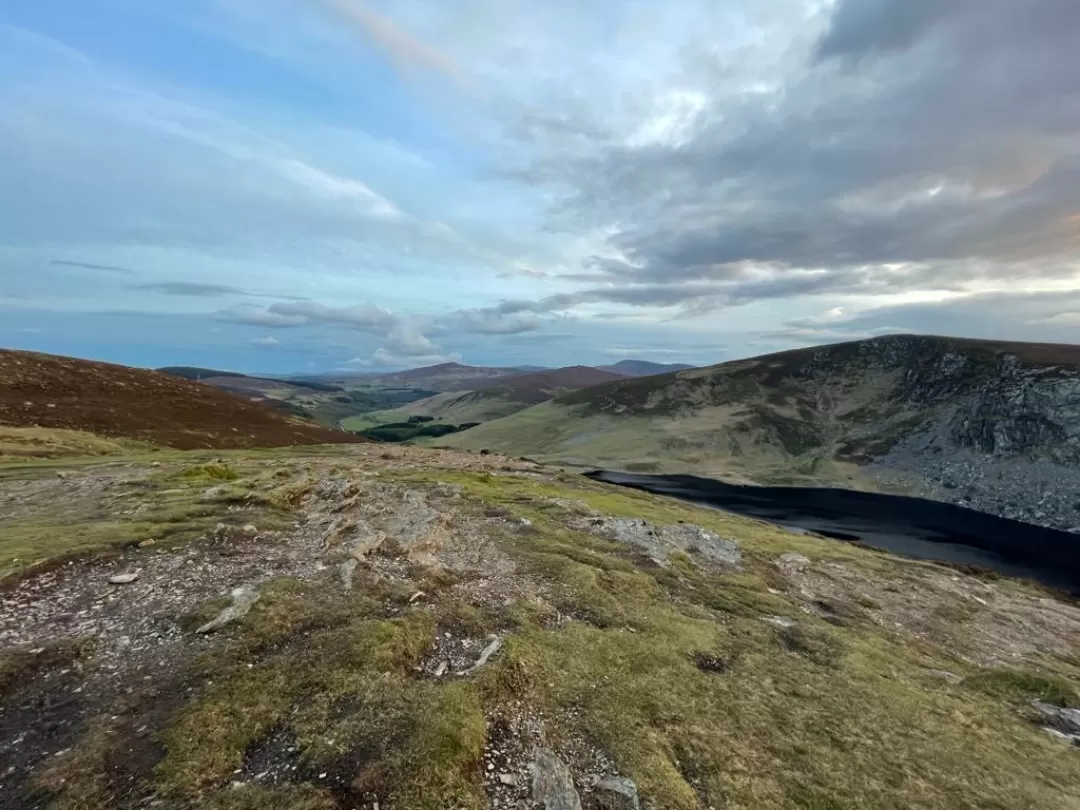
[2, 445, 1080, 810]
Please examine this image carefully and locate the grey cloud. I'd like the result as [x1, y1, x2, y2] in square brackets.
[517, 0, 1080, 309]
[51, 260, 135, 274]
[815, 0, 961, 61]
[453, 308, 542, 334]
[223, 308, 309, 328]
[135, 281, 247, 297]
[763, 291, 1080, 348]
[266, 301, 398, 331]
[219, 300, 453, 365]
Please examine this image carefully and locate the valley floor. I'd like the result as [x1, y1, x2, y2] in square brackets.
[2, 443, 1080, 810]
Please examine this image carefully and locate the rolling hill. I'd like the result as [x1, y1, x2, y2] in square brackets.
[362, 362, 522, 392]
[0, 350, 363, 450]
[440, 334, 1080, 529]
[345, 365, 628, 430]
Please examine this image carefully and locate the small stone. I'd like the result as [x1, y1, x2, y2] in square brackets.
[499, 774, 518, 786]
[765, 616, 796, 628]
[108, 572, 140, 585]
[434, 660, 449, 678]
[240, 524, 259, 537]
[594, 775, 641, 810]
[409, 590, 426, 603]
[459, 635, 502, 675]
[340, 558, 358, 591]
[196, 584, 260, 633]
[488, 762, 496, 771]
[531, 748, 581, 810]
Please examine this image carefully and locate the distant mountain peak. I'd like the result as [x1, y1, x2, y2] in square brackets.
[597, 359, 695, 377]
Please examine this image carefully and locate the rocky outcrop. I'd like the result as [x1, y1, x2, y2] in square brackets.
[799, 335, 1080, 529]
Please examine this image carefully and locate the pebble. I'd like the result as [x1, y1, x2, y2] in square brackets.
[108, 572, 140, 585]
[765, 616, 796, 628]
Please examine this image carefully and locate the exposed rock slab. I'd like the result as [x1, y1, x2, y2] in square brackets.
[585, 517, 740, 567]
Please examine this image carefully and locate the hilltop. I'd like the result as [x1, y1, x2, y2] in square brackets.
[441, 334, 1080, 529]
[0, 350, 363, 451]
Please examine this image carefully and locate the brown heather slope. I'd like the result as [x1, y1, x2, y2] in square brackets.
[0, 350, 365, 450]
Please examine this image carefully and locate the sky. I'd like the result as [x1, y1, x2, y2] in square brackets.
[1, 0, 1078, 374]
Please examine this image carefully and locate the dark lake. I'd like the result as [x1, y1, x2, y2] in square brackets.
[586, 470, 1080, 594]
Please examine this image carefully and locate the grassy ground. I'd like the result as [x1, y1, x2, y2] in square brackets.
[340, 410, 404, 431]
[4, 450, 1080, 809]
[0, 426, 158, 460]
[0, 454, 302, 583]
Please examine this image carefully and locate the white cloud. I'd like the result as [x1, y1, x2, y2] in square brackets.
[248, 335, 281, 347]
[223, 308, 309, 328]
[371, 348, 461, 367]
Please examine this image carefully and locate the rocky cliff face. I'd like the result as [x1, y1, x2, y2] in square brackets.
[828, 336, 1080, 529]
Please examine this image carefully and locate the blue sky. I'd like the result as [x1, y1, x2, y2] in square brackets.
[1, 0, 1078, 373]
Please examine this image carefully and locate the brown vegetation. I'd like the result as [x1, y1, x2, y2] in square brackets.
[0, 350, 364, 450]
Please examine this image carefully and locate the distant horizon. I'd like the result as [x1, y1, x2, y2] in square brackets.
[6, 330, 1080, 379]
